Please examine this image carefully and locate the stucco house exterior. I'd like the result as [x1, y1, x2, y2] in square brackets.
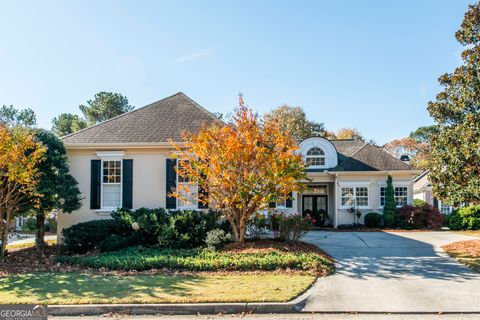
[413, 171, 454, 214]
[57, 92, 420, 236]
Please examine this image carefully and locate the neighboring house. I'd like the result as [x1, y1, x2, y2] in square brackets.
[413, 171, 454, 214]
[57, 92, 420, 236]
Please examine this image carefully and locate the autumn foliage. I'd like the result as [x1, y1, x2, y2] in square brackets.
[0, 125, 45, 257]
[172, 106, 307, 243]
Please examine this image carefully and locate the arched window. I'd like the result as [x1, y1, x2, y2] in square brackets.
[306, 147, 325, 166]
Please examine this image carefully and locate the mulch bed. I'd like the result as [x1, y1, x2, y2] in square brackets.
[443, 240, 480, 257]
[1, 240, 331, 277]
[0, 245, 84, 277]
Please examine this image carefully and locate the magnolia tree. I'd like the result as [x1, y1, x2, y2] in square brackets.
[172, 106, 307, 243]
[0, 125, 45, 258]
[427, 3, 480, 205]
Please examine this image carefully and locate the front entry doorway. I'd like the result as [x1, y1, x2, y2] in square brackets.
[302, 195, 329, 227]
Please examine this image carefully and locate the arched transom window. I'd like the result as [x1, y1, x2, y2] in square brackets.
[306, 147, 325, 166]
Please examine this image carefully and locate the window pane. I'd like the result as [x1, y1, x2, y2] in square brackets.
[341, 187, 354, 206]
[394, 187, 408, 207]
[102, 184, 121, 208]
[356, 187, 368, 207]
[380, 187, 386, 207]
[177, 183, 198, 208]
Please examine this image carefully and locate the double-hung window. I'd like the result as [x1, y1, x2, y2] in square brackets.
[102, 160, 122, 209]
[380, 186, 408, 207]
[340, 186, 369, 208]
[177, 160, 198, 209]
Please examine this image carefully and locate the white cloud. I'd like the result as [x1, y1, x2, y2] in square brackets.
[175, 50, 212, 65]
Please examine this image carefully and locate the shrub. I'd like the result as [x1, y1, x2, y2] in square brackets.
[448, 206, 480, 230]
[396, 204, 443, 229]
[111, 207, 168, 246]
[364, 212, 382, 228]
[278, 213, 312, 243]
[414, 199, 428, 207]
[158, 210, 221, 249]
[58, 246, 334, 274]
[442, 214, 450, 226]
[47, 218, 57, 232]
[98, 234, 132, 252]
[62, 219, 119, 254]
[382, 213, 396, 228]
[205, 229, 231, 251]
[22, 218, 37, 231]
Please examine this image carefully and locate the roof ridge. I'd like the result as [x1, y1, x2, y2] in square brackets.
[177, 92, 225, 125]
[61, 92, 186, 140]
[334, 142, 368, 169]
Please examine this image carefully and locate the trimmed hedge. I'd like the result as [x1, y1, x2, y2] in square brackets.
[62, 219, 119, 254]
[58, 246, 334, 274]
[62, 208, 229, 254]
[448, 206, 480, 230]
[364, 212, 382, 228]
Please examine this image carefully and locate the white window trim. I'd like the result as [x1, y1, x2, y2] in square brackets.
[95, 151, 125, 213]
[298, 138, 338, 170]
[338, 184, 371, 210]
[176, 159, 198, 210]
[377, 183, 410, 209]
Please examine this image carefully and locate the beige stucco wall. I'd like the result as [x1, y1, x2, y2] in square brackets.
[335, 172, 415, 226]
[57, 148, 171, 238]
[59, 146, 418, 238]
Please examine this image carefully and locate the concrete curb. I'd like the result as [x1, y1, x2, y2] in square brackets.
[47, 302, 299, 316]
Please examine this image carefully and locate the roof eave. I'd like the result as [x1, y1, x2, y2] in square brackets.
[64, 142, 186, 150]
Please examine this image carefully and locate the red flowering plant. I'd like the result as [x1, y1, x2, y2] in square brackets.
[278, 213, 314, 243]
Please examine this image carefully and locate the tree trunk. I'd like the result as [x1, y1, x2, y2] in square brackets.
[0, 207, 10, 260]
[35, 212, 46, 251]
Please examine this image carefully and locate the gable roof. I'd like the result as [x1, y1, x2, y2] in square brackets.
[330, 139, 412, 171]
[62, 92, 222, 145]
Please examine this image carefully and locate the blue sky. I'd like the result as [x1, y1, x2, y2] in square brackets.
[0, 0, 472, 144]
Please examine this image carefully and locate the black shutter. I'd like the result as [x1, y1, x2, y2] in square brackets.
[198, 174, 208, 209]
[122, 159, 133, 209]
[286, 192, 293, 208]
[166, 159, 177, 209]
[90, 160, 101, 209]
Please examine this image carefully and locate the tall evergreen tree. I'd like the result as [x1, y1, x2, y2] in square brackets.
[383, 175, 396, 227]
[427, 3, 480, 205]
[34, 129, 82, 249]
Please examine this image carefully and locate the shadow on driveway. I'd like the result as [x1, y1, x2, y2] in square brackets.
[300, 231, 480, 312]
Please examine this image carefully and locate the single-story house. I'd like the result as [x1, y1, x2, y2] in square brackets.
[57, 92, 420, 236]
[413, 171, 454, 214]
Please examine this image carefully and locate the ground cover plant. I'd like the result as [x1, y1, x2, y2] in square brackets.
[58, 240, 334, 276]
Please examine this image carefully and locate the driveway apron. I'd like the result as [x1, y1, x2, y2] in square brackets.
[301, 231, 480, 312]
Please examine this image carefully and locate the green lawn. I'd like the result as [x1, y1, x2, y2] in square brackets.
[6, 239, 57, 250]
[0, 272, 315, 304]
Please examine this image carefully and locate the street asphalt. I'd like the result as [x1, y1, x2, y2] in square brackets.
[300, 231, 480, 313]
[51, 313, 480, 320]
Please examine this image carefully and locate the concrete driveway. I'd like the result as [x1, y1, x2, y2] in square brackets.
[300, 231, 480, 313]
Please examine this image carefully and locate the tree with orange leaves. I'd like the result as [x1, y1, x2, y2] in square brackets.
[172, 105, 307, 243]
[0, 125, 45, 258]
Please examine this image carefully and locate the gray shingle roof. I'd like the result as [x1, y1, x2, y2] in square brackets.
[63, 92, 222, 144]
[63, 92, 413, 172]
[330, 140, 412, 171]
